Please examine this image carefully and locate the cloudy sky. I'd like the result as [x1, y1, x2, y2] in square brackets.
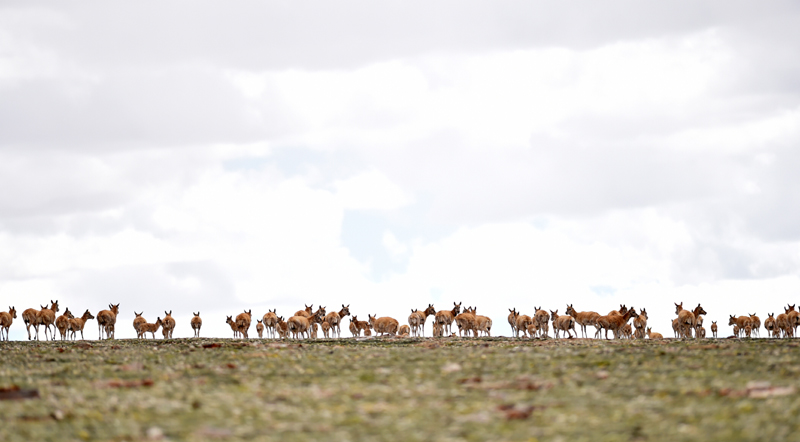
[1, 1, 799, 340]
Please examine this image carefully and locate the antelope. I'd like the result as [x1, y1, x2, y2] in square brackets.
[133, 312, 146, 339]
[565, 304, 600, 339]
[321, 321, 331, 338]
[550, 310, 576, 339]
[776, 309, 790, 338]
[276, 316, 289, 339]
[140, 317, 163, 339]
[414, 304, 436, 337]
[398, 325, 410, 336]
[508, 308, 519, 337]
[191, 312, 202, 338]
[36, 300, 60, 341]
[227, 316, 243, 338]
[97, 303, 120, 340]
[323, 305, 350, 339]
[729, 315, 752, 338]
[633, 326, 646, 340]
[711, 321, 718, 339]
[475, 313, 492, 337]
[262, 309, 278, 339]
[288, 310, 323, 340]
[363, 326, 372, 337]
[515, 314, 533, 338]
[162, 311, 176, 339]
[435, 302, 461, 336]
[744, 325, 752, 338]
[646, 327, 663, 339]
[55, 308, 75, 341]
[733, 324, 740, 337]
[0, 307, 16, 341]
[764, 314, 776, 337]
[294, 304, 314, 318]
[310, 322, 319, 339]
[349, 316, 360, 337]
[534, 307, 550, 338]
[633, 309, 648, 338]
[749, 313, 761, 337]
[696, 325, 706, 339]
[671, 318, 680, 339]
[787, 305, 800, 337]
[236, 309, 252, 339]
[620, 324, 633, 339]
[68, 310, 94, 340]
[455, 307, 477, 338]
[432, 320, 444, 337]
[256, 319, 264, 338]
[596, 308, 637, 339]
[369, 314, 399, 336]
[675, 303, 706, 339]
[22, 306, 41, 340]
[526, 321, 539, 338]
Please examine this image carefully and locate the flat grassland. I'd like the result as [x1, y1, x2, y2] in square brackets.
[1, 337, 799, 441]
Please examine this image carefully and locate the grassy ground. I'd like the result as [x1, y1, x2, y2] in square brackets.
[1, 337, 799, 441]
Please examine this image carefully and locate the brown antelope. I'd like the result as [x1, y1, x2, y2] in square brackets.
[671, 318, 680, 338]
[565, 304, 599, 339]
[729, 315, 752, 338]
[596, 307, 637, 339]
[262, 309, 278, 339]
[675, 303, 706, 339]
[256, 319, 265, 338]
[276, 316, 289, 339]
[294, 304, 314, 318]
[455, 307, 477, 338]
[633, 326, 646, 340]
[633, 309, 648, 338]
[191, 312, 202, 337]
[36, 300, 60, 341]
[369, 314, 399, 336]
[288, 310, 323, 340]
[363, 326, 372, 337]
[534, 307, 550, 338]
[550, 310, 576, 339]
[398, 325, 410, 336]
[733, 324, 740, 337]
[508, 308, 519, 336]
[696, 325, 706, 339]
[435, 302, 461, 336]
[97, 303, 120, 340]
[711, 321, 718, 339]
[409, 304, 436, 337]
[349, 316, 360, 337]
[133, 312, 146, 339]
[744, 325, 752, 338]
[646, 327, 663, 339]
[68, 310, 94, 340]
[526, 321, 539, 338]
[227, 316, 243, 338]
[0, 306, 16, 341]
[323, 305, 350, 339]
[321, 321, 331, 338]
[515, 314, 532, 338]
[140, 318, 163, 339]
[787, 305, 799, 337]
[162, 311, 176, 339]
[236, 309, 252, 339]
[432, 320, 444, 337]
[749, 313, 761, 337]
[475, 313, 492, 337]
[619, 324, 633, 339]
[764, 314, 776, 337]
[22, 306, 41, 340]
[776, 309, 790, 338]
[55, 308, 75, 341]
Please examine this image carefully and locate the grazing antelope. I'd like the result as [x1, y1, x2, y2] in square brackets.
[22, 306, 41, 340]
[256, 319, 265, 338]
[36, 300, 60, 341]
[597, 308, 637, 339]
[408, 304, 436, 337]
[162, 311, 176, 339]
[398, 325, 410, 336]
[369, 314, 399, 336]
[140, 318, 163, 339]
[97, 303, 120, 340]
[236, 310, 252, 339]
[565, 304, 600, 339]
[711, 321, 718, 339]
[191, 312, 202, 337]
[764, 314, 776, 338]
[435, 302, 462, 336]
[515, 314, 532, 338]
[68, 310, 94, 340]
[262, 309, 278, 339]
[475, 313, 492, 337]
[646, 327, 663, 340]
[508, 308, 519, 337]
[133, 312, 146, 339]
[55, 308, 75, 341]
[323, 305, 350, 339]
[550, 310, 576, 339]
[633, 309, 648, 338]
[749, 313, 761, 337]
[729, 315, 752, 338]
[455, 307, 477, 338]
[534, 307, 550, 338]
[0, 307, 16, 341]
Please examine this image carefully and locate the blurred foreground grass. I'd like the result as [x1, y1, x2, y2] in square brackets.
[1, 337, 799, 441]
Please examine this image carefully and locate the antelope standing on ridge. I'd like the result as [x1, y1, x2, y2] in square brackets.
[97, 303, 120, 340]
[550, 310, 576, 339]
[749, 313, 761, 337]
[36, 300, 60, 341]
[764, 314, 776, 337]
[475, 312, 492, 337]
[133, 312, 146, 339]
[191, 312, 202, 338]
[515, 313, 532, 339]
[162, 311, 176, 339]
[0, 307, 16, 341]
[22, 306, 41, 340]
[455, 307, 477, 338]
[533, 307, 550, 338]
[236, 310, 252, 339]
[711, 321, 718, 339]
[324, 305, 350, 338]
[262, 309, 277, 339]
[140, 318, 163, 339]
[68, 310, 94, 340]
[508, 308, 519, 337]
[565, 304, 599, 339]
[256, 319, 264, 338]
[729, 315, 752, 338]
[55, 308, 75, 341]
[408, 304, 436, 337]
[435, 302, 461, 336]
[597, 308, 638, 339]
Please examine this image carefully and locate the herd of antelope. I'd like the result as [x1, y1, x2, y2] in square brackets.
[2, 300, 800, 342]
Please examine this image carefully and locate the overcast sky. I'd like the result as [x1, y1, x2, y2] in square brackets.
[1, 1, 799, 340]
